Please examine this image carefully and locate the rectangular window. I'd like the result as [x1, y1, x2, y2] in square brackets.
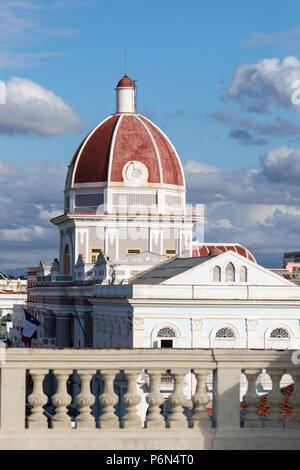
[164, 248, 178, 257]
[90, 247, 104, 264]
[75, 193, 104, 208]
[126, 248, 142, 255]
[161, 339, 173, 348]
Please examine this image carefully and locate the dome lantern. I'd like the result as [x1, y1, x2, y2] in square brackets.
[115, 74, 136, 114]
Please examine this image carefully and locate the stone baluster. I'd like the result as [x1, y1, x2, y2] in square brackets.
[122, 369, 141, 429]
[242, 369, 261, 428]
[99, 370, 119, 429]
[167, 369, 189, 429]
[145, 369, 165, 429]
[75, 370, 96, 429]
[27, 369, 48, 429]
[191, 370, 211, 429]
[266, 369, 284, 428]
[288, 369, 300, 428]
[52, 369, 72, 429]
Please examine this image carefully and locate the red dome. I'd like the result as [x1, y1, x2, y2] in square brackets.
[69, 113, 185, 188]
[117, 74, 135, 88]
[192, 243, 256, 263]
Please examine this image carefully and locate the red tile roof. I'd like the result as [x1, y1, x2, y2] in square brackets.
[192, 243, 256, 263]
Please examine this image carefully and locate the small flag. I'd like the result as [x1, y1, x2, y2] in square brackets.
[21, 309, 40, 346]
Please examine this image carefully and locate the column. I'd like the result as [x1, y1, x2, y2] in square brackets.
[288, 369, 300, 428]
[242, 369, 261, 428]
[215, 362, 241, 430]
[145, 369, 165, 429]
[266, 369, 285, 428]
[133, 318, 144, 347]
[73, 312, 85, 347]
[0, 367, 26, 430]
[167, 368, 189, 429]
[27, 369, 48, 429]
[55, 313, 72, 347]
[246, 319, 259, 348]
[99, 370, 119, 429]
[122, 369, 142, 429]
[76, 370, 96, 429]
[191, 369, 211, 429]
[191, 319, 204, 347]
[52, 369, 72, 429]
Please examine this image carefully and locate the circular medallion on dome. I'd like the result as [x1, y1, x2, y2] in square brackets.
[122, 161, 149, 186]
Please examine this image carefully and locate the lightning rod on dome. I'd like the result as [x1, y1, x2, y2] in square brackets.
[124, 47, 127, 75]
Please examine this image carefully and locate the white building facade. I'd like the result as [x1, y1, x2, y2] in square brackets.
[31, 75, 300, 350]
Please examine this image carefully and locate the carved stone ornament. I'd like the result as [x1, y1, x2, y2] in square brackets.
[192, 319, 204, 331]
[247, 319, 258, 331]
[133, 318, 144, 330]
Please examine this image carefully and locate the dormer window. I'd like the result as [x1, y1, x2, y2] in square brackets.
[225, 262, 235, 282]
[240, 266, 248, 282]
[213, 266, 221, 282]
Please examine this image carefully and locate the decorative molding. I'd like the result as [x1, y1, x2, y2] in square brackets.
[192, 319, 204, 331]
[133, 318, 144, 330]
[247, 319, 258, 331]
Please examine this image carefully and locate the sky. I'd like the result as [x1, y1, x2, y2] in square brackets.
[1, 0, 300, 271]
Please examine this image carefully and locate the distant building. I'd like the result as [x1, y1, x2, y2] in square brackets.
[270, 252, 300, 285]
[0, 270, 27, 346]
[26, 267, 38, 318]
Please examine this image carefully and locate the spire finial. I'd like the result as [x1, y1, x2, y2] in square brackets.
[124, 47, 127, 76]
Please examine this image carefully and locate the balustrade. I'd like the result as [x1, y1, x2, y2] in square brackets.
[0, 349, 297, 449]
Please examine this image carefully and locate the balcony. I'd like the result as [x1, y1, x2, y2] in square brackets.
[1, 348, 300, 450]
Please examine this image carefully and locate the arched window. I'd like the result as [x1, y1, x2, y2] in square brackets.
[157, 327, 176, 348]
[225, 262, 235, 282]
[210, 324, 239, 348]
[213, 266, 221, 282]
[240, 266, 247, 282]
[63, 244, 70, 275]
[215, 327, 235, 338]
[270, 328, 289, 338]
[157, 327, 176, 338]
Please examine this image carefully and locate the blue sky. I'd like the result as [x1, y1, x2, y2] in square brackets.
[1, 0, 300, 271]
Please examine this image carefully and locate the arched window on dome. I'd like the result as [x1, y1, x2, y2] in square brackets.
[63, 244, 70, 276]
[213, 266, 221, 282]
[225, 262, 235, 282]
[240, 266, 248, 282]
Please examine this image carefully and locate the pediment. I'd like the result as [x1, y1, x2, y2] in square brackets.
[162, 251, 295, 287]
[127, 251, 167, 266]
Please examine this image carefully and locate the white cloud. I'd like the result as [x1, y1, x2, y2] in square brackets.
[261, 146, 300, 183]
[0, 159, 64, 269]
[225, 56, 300, 114]
[0, 76, 84, 135]
[0, 225, 45, 242]
[184, 150, 300, 267]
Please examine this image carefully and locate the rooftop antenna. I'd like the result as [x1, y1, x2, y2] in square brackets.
[124, 47, 127, 76]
